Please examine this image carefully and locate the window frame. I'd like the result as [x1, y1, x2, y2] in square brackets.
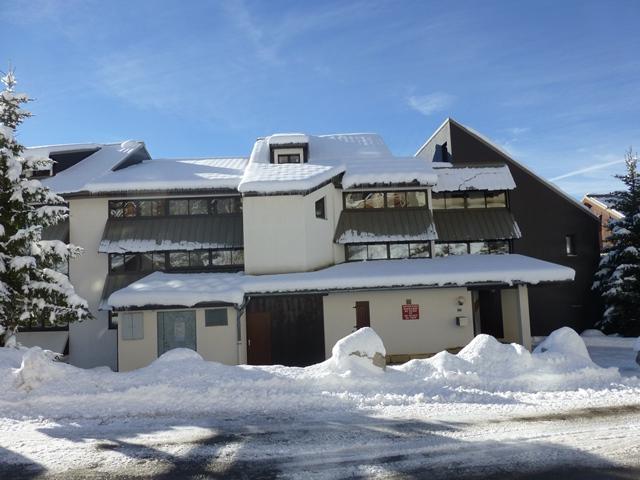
[565, 234, 577, 256]
[430, 191, 509, 210]
[108, 249, 245, 273]
[108, 196, 243, 218]
[343, 190, 430, 210]
[120, 312, 144, 341]
[205, 308, 228, 327]
[315, 197, 326, 219]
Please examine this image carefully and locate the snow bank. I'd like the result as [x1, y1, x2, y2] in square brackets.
[0, 328, 634, 421]
[534, 327, 591, 360]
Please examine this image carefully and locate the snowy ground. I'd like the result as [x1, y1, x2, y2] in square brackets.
[1, 329, 639, 479]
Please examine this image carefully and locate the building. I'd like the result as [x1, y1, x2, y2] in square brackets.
[416, 118, 602, 336]
[582, 193, 625, 248]
[18, 126, 583, 371]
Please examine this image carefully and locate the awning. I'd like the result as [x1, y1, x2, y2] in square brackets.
[42, 219, 70, 243]
[334, 209, 437, 244]
[98, 273, 148, 310]
[433, 208, 521, 241]
[98, 215, 243, 253]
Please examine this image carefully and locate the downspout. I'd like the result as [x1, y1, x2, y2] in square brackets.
[234, 296, 249, 364]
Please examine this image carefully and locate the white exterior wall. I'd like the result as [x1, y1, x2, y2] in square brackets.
[67, 197, 116, 369]
[118, 307, 247, 372]
[243, 183, 340, 274]
[323, 288, 474, 358]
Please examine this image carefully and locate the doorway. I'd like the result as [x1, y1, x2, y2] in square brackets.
[157, 310, 197, 356]
[246, 312, 272, 365]
[473, 289, 504, 338]
[354, 301, 370, 329]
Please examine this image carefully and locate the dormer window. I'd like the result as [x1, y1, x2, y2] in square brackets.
[277, 153, 301, 164]
[269, 134, 309, 164]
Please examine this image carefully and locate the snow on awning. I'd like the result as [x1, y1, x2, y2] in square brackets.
[432, 165, 515, 192]
[238, 163, 344, 194]
[98, 215, 243, 253]
[108, 254, 575, 309]
[334, 209, 437, 243]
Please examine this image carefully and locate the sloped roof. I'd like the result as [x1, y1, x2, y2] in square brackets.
[238, 163, 343, 194]
[433, 208, 521, 241]
[98, 215, 243, 253]
[334, 209, 437, 243]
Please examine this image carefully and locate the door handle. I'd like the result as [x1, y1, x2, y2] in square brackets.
[248, 338, 251, 347]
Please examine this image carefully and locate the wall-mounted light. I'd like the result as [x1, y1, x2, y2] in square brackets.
[457, 296, 466, 306]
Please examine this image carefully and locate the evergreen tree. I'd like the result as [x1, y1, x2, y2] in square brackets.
[0, 70, 90, 346]
[593, 148, 640, 336]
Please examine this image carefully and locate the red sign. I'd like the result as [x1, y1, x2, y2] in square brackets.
[402, 304, 420, 320]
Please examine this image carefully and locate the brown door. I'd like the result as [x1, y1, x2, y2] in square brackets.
[247, 312, 272, 365]
[354, 301, 370, 329]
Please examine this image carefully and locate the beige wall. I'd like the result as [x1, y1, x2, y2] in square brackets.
[118, 307, 247, 372]
[323, 288, 474, 358]
[243, 183, 341, 274]
[68, 197, 116, 369]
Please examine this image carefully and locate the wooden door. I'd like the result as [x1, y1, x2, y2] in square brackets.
[247, 312, 272, 365]
[355, 301, 370, 329]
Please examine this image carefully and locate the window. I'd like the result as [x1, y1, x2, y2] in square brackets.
[345, 245, 367, 261]
[232, 249, 244, 265]
[169, 199, 189, 216]
[138, 200, 165, 216]
[448, 242, 469, 255]
[315, 197, 326, 219]
[110, 250, 243, 272]
[277, 153, 301, 164]
[367, 244, 387, 260]
[486, 191, 507, 208]
[109, 197, 242, 218]
[345, 192, 366, 209]
[120, 312, 144, 340]
[407, 191, 427, 207]
[211, 250, 232, 266]
[566, 234, 576, 256]
[431, 191, 507, 209]
[109, 254, 139, 273]
[389, 243, 409, 259]
[211, 197, 242, 214]
[189, 250, 210, 268]
[447, 193, 466, 209]
[434, 240, 510, 257]
[346, 242, 432, 261]
[409, 243, 431, 258]
[344, 191, 428, 209]
[431, 193, 446, 210]
[466, 191, 486, 209]
[189, 198, 208, 215]
[169, 251, 189, 268]
[386, 192, 407, 208]
[205, 309, 228, 327]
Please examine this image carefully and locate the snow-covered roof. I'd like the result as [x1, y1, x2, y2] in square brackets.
[582, 194, 625, 218]
[238, 162, 343, 194]
[86, 157, 248, 193]
[245, 133, 437, 193]
[432, 165, 516, 192]
[108, 254, 575, 308]
[38, 141, 148, 194]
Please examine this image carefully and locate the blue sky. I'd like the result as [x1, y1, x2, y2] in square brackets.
[3, 0, 639, 196]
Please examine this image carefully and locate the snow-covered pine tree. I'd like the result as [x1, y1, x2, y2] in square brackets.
[0, 70, 90, 347]
[593, 148, 640, 336]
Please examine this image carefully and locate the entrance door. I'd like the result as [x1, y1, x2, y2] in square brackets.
[247, 312, 272, 365]
[157, 310, 197, 356]
[354, 301, 370, 329]
[478, 289, 504, 338]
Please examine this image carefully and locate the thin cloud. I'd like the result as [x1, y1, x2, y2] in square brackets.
[407, 93, 455, 116]
[550, 158, 626, 181]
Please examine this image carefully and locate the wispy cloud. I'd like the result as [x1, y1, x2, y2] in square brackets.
[550, 158, 626, 181]
[407, 93, 455, 116]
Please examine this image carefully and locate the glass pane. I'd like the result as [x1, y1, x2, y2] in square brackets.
[212, 197, 240, 214]
[140, 252, 154, 271]
[486, 191, 507, 208]
[123, 201, 138, 217]
[169, 199, 188, 215]
[169, 251, 189, 268]
[211, 250, 232, 265]
[446, 193, 465, 209]
[367, 244, 387, 260]
[489, 241, 510, 254]
[139, 200, 164, 216]
[433, 243, 449, 257]
[315, 197, 326, 218]
[389, 243, 409, 259]
[344, 192, 365, 209]
[232, 249, 244, 265]
[109, 201, 124, 218]
[189, 199, 208, 215]
[409, 243, 431, 258]
[364, 192, 385, 209]
[386, 192, 407, 208]
[449, 243, 469, 255]
[469, 241, 490, 255]
[123, 254, 139, 272]
[467, 191, 486, 209]
[152, 253, 166, 270]
[110, 254, 124, 273]
[346, 245, 366, 261]
[189, 250, 210, 267]
[431, 193, 445, 209]
[205, 309, 228, 327]
[406, 191, 426, 207]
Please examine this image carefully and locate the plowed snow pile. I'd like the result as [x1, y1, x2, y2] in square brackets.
[0, 327, 637, 420]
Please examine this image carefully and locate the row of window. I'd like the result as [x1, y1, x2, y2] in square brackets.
[431, 191, 507, 210]
[120, 309, 228, 341]
[108, 197, 242, 218]
[345, 240, 510, 261]
[109, 249, 244, 273]
[344, 191, 427, 210]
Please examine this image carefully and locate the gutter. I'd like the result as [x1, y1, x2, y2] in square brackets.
[234, 296, 249, 364]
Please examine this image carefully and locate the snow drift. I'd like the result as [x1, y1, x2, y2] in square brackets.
[0, 328, 635, 421]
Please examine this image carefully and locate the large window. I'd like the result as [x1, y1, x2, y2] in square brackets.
[109, 196, 242, 218]
[345, 242, 432, 261]
[109, 249, 244, 273]
[433, 240, 510, 257]
[344, 191, 427, 209]
[431, 191, 507, 210]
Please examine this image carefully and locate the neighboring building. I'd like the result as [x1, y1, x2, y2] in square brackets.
[19, 129, 577, 371]
[582, 193, 625, 248]
[416, 118, 602, 336]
